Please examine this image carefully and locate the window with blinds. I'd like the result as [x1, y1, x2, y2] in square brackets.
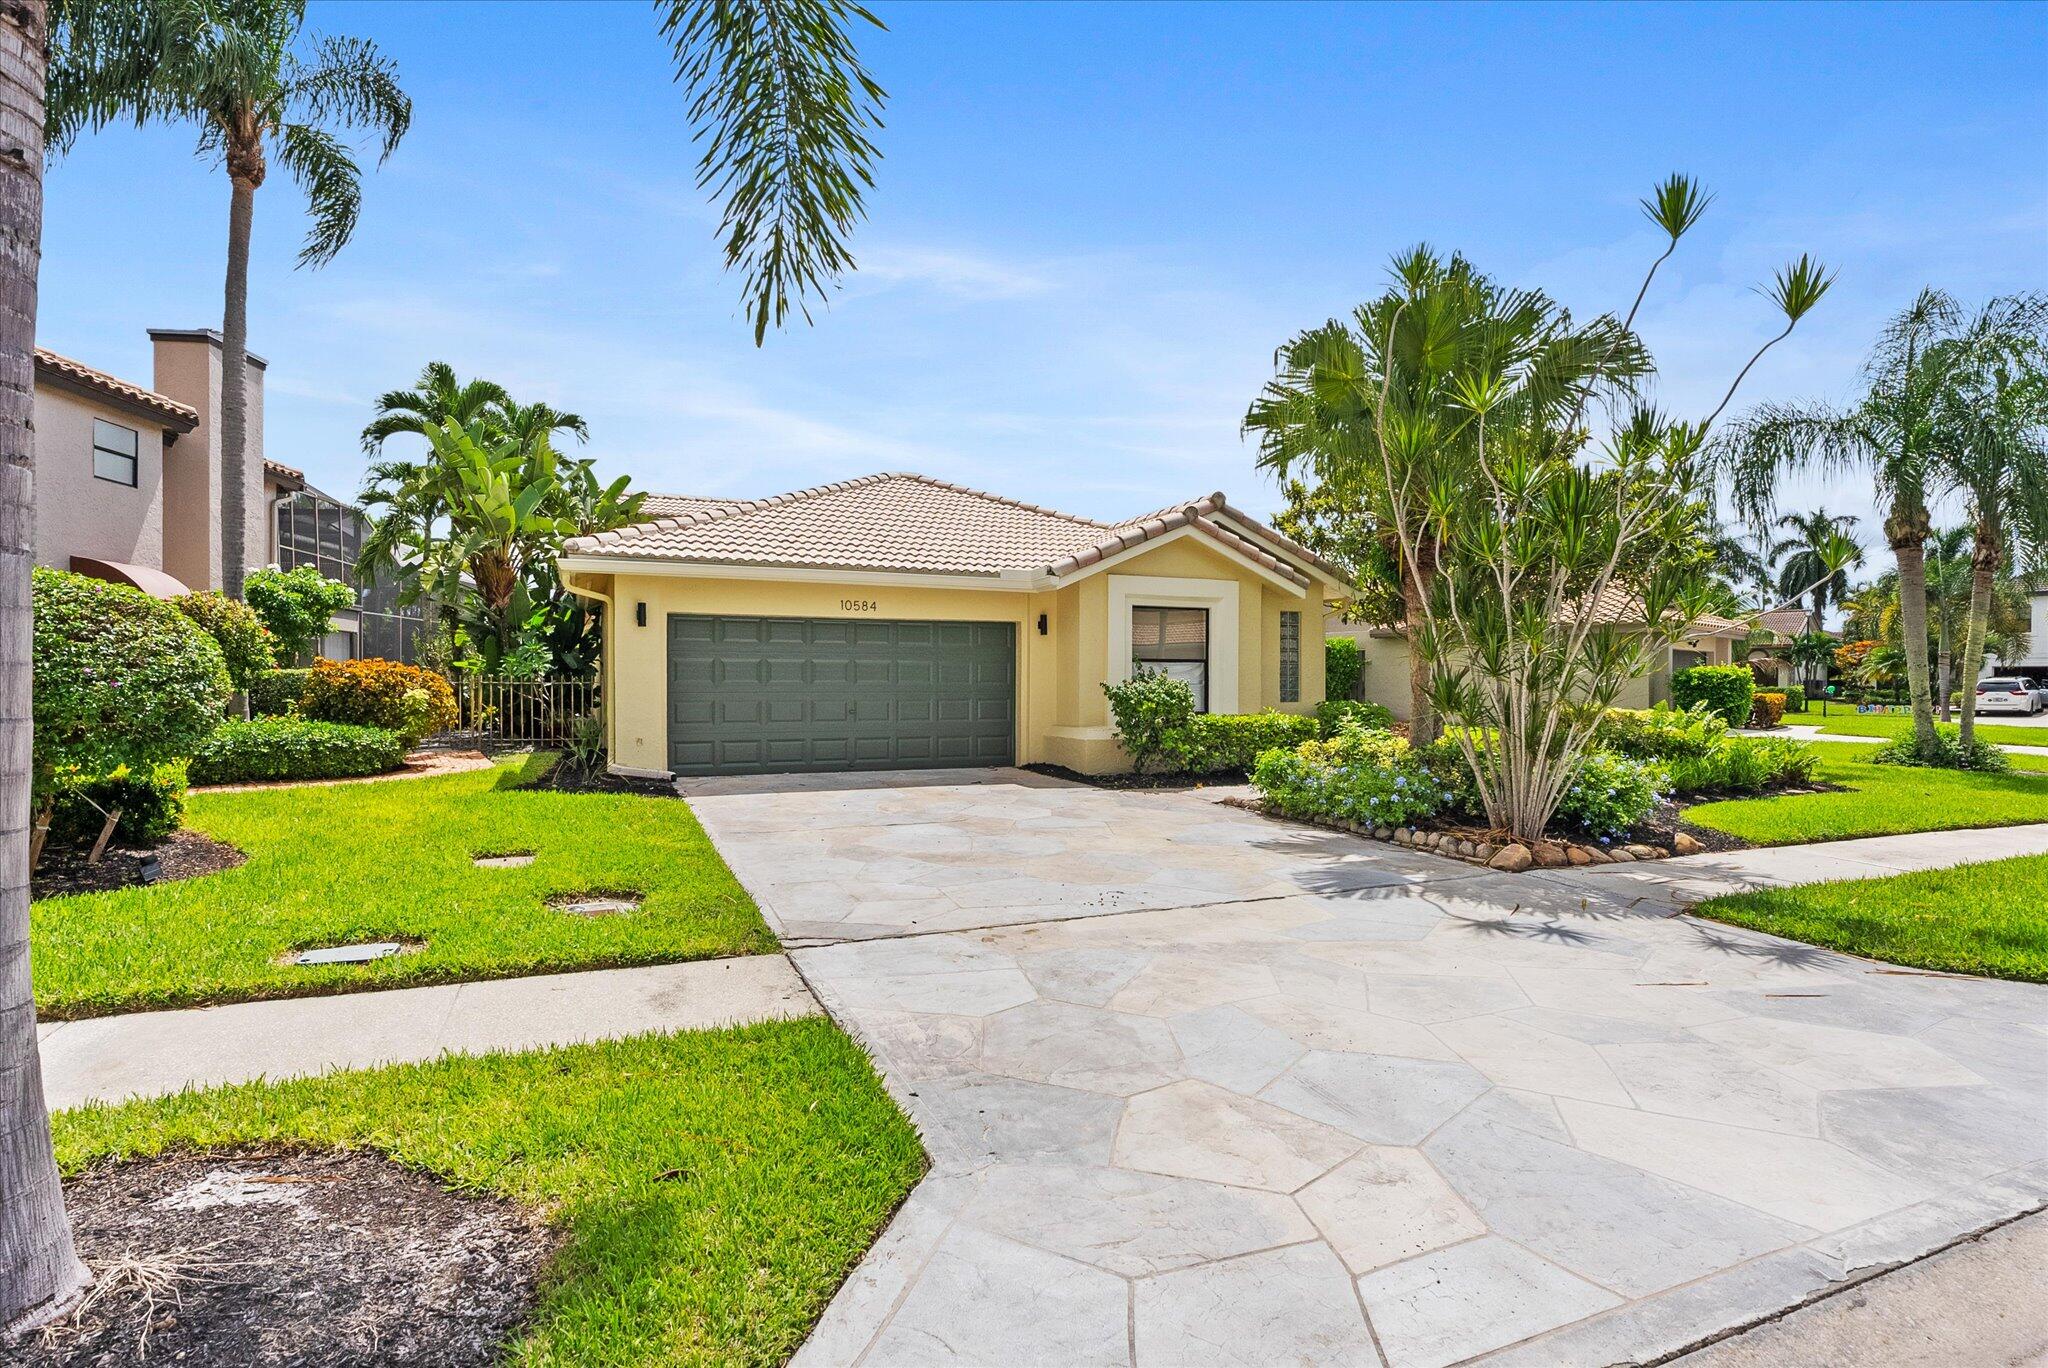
[1131, 606, 1210, 712]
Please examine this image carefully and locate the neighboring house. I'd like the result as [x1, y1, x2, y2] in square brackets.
[32, 327, 419, 661]
[1994, 583, 2048, 679]
[1325, 593, 1749, 719]
[559, 473, 1348, 777]
[1748, 606, 1825, 688]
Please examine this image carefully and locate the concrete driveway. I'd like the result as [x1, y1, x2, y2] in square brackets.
[683, 768, 2048, 1368]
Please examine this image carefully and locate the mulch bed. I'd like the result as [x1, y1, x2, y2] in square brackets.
[1021, 762, 1248, 791]
[20, 1150, 554, 1368]
[518, 763, 685, 798]
[32, 830, 245, 902]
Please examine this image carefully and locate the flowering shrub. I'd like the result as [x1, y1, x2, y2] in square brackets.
[1672, 665, 1757, 729]
[31, 567, 231, 800]
[1102, 669, 1197, 773]
[1252, 729, 1450, 829]
[171, 591, 276, 690]
[300, 658, 457, 745]
[1554, 750, 1668, 842]
[188, 717, 407, 784]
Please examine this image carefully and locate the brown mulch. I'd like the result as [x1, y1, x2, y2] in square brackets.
[19, 1150, 555, 1368]
[32, 830, 245, 902]
[1021, 762, 1247, 791]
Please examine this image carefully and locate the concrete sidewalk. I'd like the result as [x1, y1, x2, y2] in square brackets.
[39, 955, 819, 1110]
[1744, 723, 2048, 757]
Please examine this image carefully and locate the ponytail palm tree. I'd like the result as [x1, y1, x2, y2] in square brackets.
[49, 0, 410, 599]
[1720, 290, 1974, 761]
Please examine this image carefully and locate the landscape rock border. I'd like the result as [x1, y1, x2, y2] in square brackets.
[1223, 796, 1705, 871]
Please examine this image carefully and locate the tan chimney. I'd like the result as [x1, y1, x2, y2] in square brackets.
[149, 328, 267, 594]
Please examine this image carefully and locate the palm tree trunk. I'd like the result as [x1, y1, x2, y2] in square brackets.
[218, 163, 257, 599]
[1958, 517, 1999, 751]
[0, 0, 88, 1336]
[1404, 540, 1439, 745]
[1936, 614, 1952, 724]
[1889, 504, 1939, 758]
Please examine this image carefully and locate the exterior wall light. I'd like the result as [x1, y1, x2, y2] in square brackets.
[636, 602, 647, 627]
[1037, 613, 1048, 636]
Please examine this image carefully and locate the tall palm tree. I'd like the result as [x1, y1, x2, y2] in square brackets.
[0, 3, 85, 1337]
[1933, 297, 2048, 747]
[49, 0, 409, 599]
[8, 0, 889, 1334]
[1721, 289, 1979, 761]
[1768, 508, 1861, 621]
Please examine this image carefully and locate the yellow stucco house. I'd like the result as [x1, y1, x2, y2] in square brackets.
[558, 473, 1349, 778]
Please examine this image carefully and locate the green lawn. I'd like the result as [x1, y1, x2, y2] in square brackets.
[1686, 741, 2048, 845]
[1805, 712, 2048, 748]
[54, 1021, 926, 1367]
[32, 754, 775, 1019]
[1696, 852, 2048, 982]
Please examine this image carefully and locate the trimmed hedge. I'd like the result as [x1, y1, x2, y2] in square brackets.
[1175, 710, 1319, 774]
[1751, 691, 1788, 728]
[51, 762, 188, 845]
[1672, 665, 1756, 729]
[187, 718, 407, 786]
[300, 658, 457, 744]
[171, 591, 275, 691]
[247, 668, 312, 717]
[1324, 636, 1362, 702]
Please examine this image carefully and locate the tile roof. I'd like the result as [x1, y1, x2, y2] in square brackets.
[565, 472, 1333, 589]
[1582, 584, 1747, 636]
[264, 459, 305, 483]
[1755, 607, 1819, 638]
[34, 349, 198, 430]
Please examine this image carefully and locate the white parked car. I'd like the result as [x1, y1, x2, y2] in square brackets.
[1975, 677, 2048, 715]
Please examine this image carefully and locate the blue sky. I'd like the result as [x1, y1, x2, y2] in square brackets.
[38, 0, 2048, 545]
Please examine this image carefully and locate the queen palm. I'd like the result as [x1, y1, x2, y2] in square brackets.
[7, 0, 890, 1335]
[1721, 290, 1980, 761]
[49, 0, 411, 599]
[1769, 509, 1860, 620]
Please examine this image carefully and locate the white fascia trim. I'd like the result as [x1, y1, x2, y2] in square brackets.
[1108, 573, 1241, 714]
[1051, 523, 1311, 597]
[556, 555, 1044, 593]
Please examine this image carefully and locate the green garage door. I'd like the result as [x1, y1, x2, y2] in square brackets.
[667, 614, 1015, 776]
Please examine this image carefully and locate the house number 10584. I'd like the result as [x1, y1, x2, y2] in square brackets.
[840, 598, 879, 612]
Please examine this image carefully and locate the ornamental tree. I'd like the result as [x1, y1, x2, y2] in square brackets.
[244, 563, 357, 662]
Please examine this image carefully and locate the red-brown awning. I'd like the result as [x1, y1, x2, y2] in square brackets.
[69, 556, 192, 599]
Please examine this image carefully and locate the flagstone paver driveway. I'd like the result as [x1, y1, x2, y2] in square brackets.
[680, 769, 2048, 1368]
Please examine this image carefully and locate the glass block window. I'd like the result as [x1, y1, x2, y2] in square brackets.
[1280, 610, 1301, 703]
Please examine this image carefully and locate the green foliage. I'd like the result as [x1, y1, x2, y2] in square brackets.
[247, 667, 312, 717]
[499, 629, 554, 681]
[1672, 665, 1757, 729]
[300, 657, 458, 744]
[244, 565, 358, 661]
[51, 762, 189, 846]
[1592, 704, 1729, 761]
[1315, 698, 1394, 738]
[1101, 670, 1197, 774]
[1685, 741, 2048, 846]
[1554, 751, 1668, 843]
[187, 717, 407, 786]
[1666, 736, 1817, 795]
[566, 711, 608, 773]
[1871, 724, 2011, 773]
[1252, 732, 1450, 830]
[1322, 636, 1362, 701]
[1173, 711, 1320, 775]
[31, 568, 231, 797]
[171, 591, 275, 690]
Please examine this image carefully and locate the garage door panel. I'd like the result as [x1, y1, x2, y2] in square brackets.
[668, 614, 1016, 776]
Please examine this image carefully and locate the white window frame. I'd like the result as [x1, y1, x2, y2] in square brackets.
[1106, 574, 1240, 714]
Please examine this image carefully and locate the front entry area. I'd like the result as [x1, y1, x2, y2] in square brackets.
[666, 614, 1016, 776]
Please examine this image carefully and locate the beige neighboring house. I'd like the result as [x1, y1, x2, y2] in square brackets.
[33, 328, 421, 660]
[1326, 592, 1749, 719]
[559, 473, 1348, 778]
[1749, 606, 1824, 688]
